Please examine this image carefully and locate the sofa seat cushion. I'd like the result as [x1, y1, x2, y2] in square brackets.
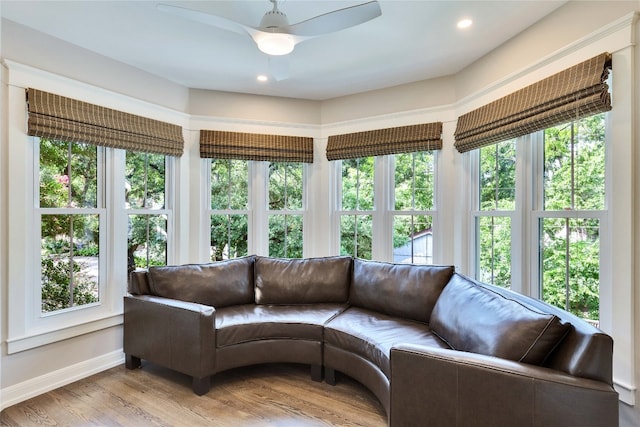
[216, 303, 348, 348]
[254, 256, 352, 305]
[324, 307, 448, 377]
[350, 259, 455, 323]
[430, 274, 571, 365]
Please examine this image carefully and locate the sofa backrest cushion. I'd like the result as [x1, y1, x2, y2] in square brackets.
[349, 259, 455, 323]
[147, 256, 255, 307]
[430, 274, 571, 365]
[254, 256, 352, 305]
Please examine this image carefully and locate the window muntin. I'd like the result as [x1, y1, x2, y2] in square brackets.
[475, 140, 516, 288]
[336, 152, 438, 263]
[539, 217, 600, 322]
[125, 152, 169, 272]
[538, 114, 605, 325]
[392, 152, 435, 264]
[339, 157, 374, 259]
[209, 159, 249, 260]
[472, 114, 606, 324]
[268, 162, 303, 258]
[38, 139, 101, 313]
[543, 115, 605, 211]
[476, 215, 511, 287]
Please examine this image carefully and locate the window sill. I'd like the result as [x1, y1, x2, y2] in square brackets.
[7, 313, 123, 354]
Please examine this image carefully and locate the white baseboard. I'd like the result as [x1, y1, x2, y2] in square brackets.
[1, 349, 125, 411]
[615, 379, 637, 406]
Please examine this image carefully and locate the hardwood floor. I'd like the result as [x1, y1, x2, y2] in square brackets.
[1, 363, 387, 426]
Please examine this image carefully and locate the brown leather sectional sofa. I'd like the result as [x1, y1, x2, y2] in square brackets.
[123, 255, 618, 426]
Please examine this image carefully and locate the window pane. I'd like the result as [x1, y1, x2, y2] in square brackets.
[476, 216, 511, 288]
[540, 217, 600, 324]
[126, 152, 166, 209]
[269, 162, 303, 210]
[39, 139, 97, 208]
[544, 114, 605, 211]
[210, 214, 248, 260]
[394, 152, 434, 211]
[211, 159, 248, 210]
[127, 214, 167, 272]
[479, 140, 516, 211]
[393, 215, 433, 264]
[268, 214, 303, 258]
[41, 214, 100, 313]
[341, 157, 374, 211]
[340, 214, 372, 259]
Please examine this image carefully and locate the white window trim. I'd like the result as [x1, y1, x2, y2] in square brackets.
[459, 35, 636, 403]
[333, 152, 439, 263]
[5, 62, 185, 353]
[204, 159, 309, 258]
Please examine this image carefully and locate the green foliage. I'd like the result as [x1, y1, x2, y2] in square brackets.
[477, 216, 511, 288]
[127, 214, 167, 272]
[39, 139, 97, 208]
[479, 141, 516, 210]
[211, 214, 248, 261]
[41, 256, 98, 312]
[477, 115, 605, 322]
[210, 159, 250, 261]
[126, 151, 166, 209]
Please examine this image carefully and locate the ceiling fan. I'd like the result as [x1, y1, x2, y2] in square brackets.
[157, 0, 382, 80]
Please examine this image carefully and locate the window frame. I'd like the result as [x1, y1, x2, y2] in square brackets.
[125, 151, 175, 273]
[204, 158, 309, 258]
[5, 78, 180, 354]
[470, 116, 609, 324]
[332, 151, 439, 263]
[36, 139, 106, 314]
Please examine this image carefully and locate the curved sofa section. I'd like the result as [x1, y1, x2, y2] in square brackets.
[123, 255, 618, 426]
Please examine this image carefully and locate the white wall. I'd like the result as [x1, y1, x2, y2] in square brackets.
[1, 2, 639, 425]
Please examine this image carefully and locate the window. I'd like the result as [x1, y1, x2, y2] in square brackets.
[268, 162, 304, 258]
[208, 159, 308, 259]
[125, 151, 170, 272]
[209, 159, 249, 260]
[474, 140, 516, 287]
[337, 152, 437, 263]
[38, 138, 102, 313]
[338, 157, 374, 259]
[538, 114, 605, 325]
[38, 142, 176, 314]
[392, 152, 435, 264]
[473, 114, 606, 325]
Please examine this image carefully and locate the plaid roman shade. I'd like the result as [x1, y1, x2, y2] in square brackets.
[199, 130, 314, 163]
[326, 122, 443, 161]
[26, 88, 184, 156]
[454, 52, 612, 153]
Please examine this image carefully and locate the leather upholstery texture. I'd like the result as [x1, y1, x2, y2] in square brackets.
[430, 273, 571, 365]
[350, 259, 454, 323]
[324, 306, 448, 377]
[147, 256, 255, 307]
[254, 255, 352, 304]
[215, 303, 348, 347]
[123, 256, 617, 427]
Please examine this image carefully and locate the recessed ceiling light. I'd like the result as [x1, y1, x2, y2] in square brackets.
[457, 19, 473, 29]
[257, 75, 268, 82]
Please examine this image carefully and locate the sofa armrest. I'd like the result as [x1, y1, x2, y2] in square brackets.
[123, 294, 216, 381]
[390, 344, 618, 427]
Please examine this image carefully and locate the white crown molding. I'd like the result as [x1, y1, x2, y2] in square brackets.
[454, 11, 638, 115]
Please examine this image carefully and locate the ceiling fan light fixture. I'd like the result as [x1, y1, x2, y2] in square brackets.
[256, 32, 295, 55]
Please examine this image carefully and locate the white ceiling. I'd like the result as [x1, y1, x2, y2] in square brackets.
[1, 0, 567, 100]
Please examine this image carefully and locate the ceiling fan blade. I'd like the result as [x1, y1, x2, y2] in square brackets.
[157, 4, 259, 38]
[286, 1, 381, 37]
[268, 55, 291, 81]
